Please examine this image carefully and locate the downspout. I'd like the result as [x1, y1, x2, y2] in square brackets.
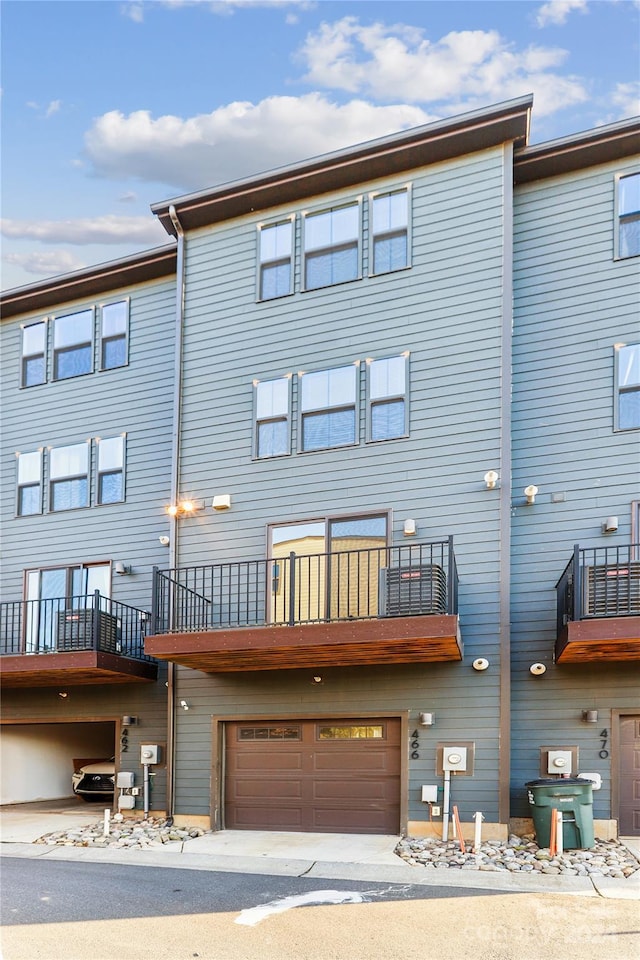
[166, 204, 186, 819]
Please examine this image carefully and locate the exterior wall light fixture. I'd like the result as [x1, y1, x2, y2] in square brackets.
[530, 662, 546, 676]
[419, 712, 435, 726]
[582, 710, 598, 723]
[403, 518, 416, 536]
[114, 562, 131, 575]
[180, 700, 190, 711]
[212, 495, 232, 511]
[484, 470, 499, 490]
[524, 484, 539, 505]
[166, 500, 203, 517]
[472, 658, 489, 671]
[602, 516, 618, 534]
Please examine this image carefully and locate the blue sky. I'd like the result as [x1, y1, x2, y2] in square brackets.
[1, 0, 639, 289]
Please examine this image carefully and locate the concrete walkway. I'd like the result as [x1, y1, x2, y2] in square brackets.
[1, 803, 638, 901]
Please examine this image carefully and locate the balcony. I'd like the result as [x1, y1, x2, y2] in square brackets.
[555, 544, 640, 663]
[0, 591, 158, 687]
[146, 538, 462, 672]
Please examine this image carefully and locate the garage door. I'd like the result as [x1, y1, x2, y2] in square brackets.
[225, 718, 400, 834]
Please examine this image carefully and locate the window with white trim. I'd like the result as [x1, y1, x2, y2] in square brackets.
[100, 301, 128, 370]
[367, 355, 409, 441]
[254, 377, 290, 458]
[49, 442, 89, 511]
[258, 220, 293, 300]
[97, 436, 125, 504]
[616, 172, 640, 259]
[300, 364, 358, 451]
[615, 343, 640, 430]
[371, 188, 409, 274]
[16, 451, 42, 516]
[304, 202, 360, 290]
[53, 309, 93, 381]
[21, 322, 46, 387]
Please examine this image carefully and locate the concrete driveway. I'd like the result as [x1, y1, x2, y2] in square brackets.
[0, 798, 108, 843]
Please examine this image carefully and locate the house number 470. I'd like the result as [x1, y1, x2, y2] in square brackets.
[599, 728, 609, 760]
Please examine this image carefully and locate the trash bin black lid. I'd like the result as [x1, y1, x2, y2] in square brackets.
[526, 778, 586, 787]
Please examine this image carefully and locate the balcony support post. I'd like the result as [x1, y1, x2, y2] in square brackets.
[288, 552, 296, 627]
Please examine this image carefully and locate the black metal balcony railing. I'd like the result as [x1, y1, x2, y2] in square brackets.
[556, 544, 640, 632]
[0, 590, 154, 661]
[151, 538, 458, 635]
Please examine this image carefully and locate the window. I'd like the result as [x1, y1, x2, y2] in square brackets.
[16, 451, 42, 516]
[371, 188, 409, 274]
[615, 343, 640, 430]
[49, 443, 89, 511]
[304, 202, 360, 290]
[616, 172, 640, 259]
[97, 436, 125, 504]
[367, 355, 409, 441]
[300, 364, 357, 451]
[100, 301, 128, 369]
[258, 220, 293, 300]
[254, 377, 290, 458]
[21, 322, 47, 387]
[53, 309, 93, 380]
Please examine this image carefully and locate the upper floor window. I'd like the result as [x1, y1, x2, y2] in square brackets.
[300, 364, 357, 451]
[49, 442, 89, 511]
[258, 220, 293, 300]
[304, 202, 360, 291]
[97, 436, 125, 504]
[100, 301, 128, 370]
[254, 377, 290, 458]
[16, 450, 42, 516]
[53, 309, 93, 381]
[616, 172, 640, 259]
[21, 322, 46, 387]
[367, 355, 409, 441]
[615, 343, 640, 431]
[371, 189, 409, 275]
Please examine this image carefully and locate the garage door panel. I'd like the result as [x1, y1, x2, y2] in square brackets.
[225, 718, 400, 834]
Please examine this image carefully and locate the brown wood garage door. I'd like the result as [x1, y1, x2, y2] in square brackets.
[225, 718, 400, 834]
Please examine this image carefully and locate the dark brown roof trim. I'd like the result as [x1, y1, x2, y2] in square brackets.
[1, 244, 177, 320]
[515, 117, 640, 184]
[152, 96, 532, 236]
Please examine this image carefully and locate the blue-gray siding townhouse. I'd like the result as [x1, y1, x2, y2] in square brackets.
[0, 247, 176, 811]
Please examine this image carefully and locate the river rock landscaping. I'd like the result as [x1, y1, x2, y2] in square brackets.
[35, 815, 207, 849]
[394, 834, 640, 878]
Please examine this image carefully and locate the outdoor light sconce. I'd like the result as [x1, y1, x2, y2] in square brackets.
[472, 658, 489, 671]
[180, 700, 190, 711]
[403, 518, 416, 536]
[602, 516, 618, 534]
[524, 484, 539, 505]
[530, 662, 547, 676]
[114, 561, 131, 575]
[419, 712, 435, 726]
[484, 470, 499, 490]
[582, 710, 598, 723]
[122, 716, 137, 726]
[166, 499, 203, 518]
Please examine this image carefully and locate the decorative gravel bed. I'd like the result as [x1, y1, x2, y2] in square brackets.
[394, 834, 640, 878]
[35, 815, 208, 849]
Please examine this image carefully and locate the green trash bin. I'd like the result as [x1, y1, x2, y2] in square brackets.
[525, 778, 595, 849]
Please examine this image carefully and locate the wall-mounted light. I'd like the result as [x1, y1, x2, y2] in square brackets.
[212, 494, 232, 511]
[530, 662, 546, 676]
[582, 709, 598, 723]
[159, 536, 170, 547]
[484, 470, 499, 490]
[311, 675, 323, 684]
[524, 484, 539, 505]
[418, 712, 435, 726]
[472, 658, 489, 671]
[403, 518, 416, 536]
[602, 516, 618, 534]
[180, 700, 190, 711]
[58, 691, 68, 699]
[114, 562, 131, 575]
[166, 500, 203, 518]
[122, 715, 137, 726]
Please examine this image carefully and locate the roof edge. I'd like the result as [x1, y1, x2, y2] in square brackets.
[1, 244, 177, 320]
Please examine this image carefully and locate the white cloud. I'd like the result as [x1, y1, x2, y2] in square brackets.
[298, 17, 588, 117]
[536, 0, 588, 27]
[3, 250, 87, 278]
[611, 81, 640, 119]
[159, 0, 314, 13]
[121, 2, 144, 22]
[83, 94, 432, 191]
[1, 215, 166, 245]
[45, 100, 62, 118]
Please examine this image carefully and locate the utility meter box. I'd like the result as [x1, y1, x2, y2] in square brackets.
[421, 785, 438, 803]
[116, 771, 135, 788]
[140, 744, 161, 765]
[547, 750, 573, 774]
[442, 746, 468, 772]
[118, 794, 135, 810]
